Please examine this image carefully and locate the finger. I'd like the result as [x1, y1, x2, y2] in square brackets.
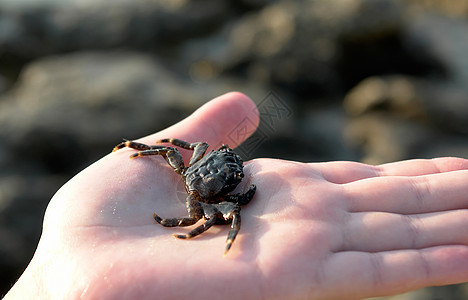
[312, 158, 468, 185]
[310, 161, 381, 184]
[326, 246, 468, 299]
[379, 157, 468, 176]
[345, 169, 468, 214]
[140, 92, 259, 149]
[340, 210, 468, 253]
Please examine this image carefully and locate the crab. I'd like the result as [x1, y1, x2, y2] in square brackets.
[112, 138, 256, 254]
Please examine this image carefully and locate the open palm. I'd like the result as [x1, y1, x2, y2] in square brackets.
[6, 92, 468, 299]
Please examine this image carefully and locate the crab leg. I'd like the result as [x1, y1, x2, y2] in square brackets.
[156, 138, 208, 166]
[225, 212, 241, 255]
[173, 216, 218, 239]
[112, 139, 166, 152]
[130, 148, 185, 174]
[153, 194, 203, 227]
[225, 184, 257, 205]
[153, 212, 200, 227]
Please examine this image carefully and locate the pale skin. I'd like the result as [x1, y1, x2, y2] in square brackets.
[5, 92, 468, 299]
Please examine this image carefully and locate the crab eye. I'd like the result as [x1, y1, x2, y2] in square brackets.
[236, 172, 244, 180]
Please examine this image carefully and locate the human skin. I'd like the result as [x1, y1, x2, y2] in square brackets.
[5, 92, 468, 299]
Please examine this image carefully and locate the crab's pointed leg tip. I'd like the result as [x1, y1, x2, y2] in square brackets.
[173, 233, 187, 239]
[153, 212, 162, 223]
[112, 145, 123, 152]
[224, 240, 233, 256]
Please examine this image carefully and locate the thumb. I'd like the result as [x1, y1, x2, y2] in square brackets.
[141, 92, 259, 149]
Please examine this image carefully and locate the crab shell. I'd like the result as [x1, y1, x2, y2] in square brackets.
[184, 146, 244, 200]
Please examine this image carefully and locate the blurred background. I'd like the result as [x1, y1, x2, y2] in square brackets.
[1, 0, 468, 298]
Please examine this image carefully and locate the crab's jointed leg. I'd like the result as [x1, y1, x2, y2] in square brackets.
[211, 201, 242, 255]
[156, 138, 208, 166]
[130, 148, 185, 174]
[112, 139, 186, 174]
[225, 184, 257, 205]
[112, 139, 163, 152]
[170, 199, 244, 255]
[173, 215, 218, 239]
[203, 201, 242, 255]
[153, 193, 203, 227]
[225, 212, 241, 255]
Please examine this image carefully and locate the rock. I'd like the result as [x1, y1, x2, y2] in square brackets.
[344, 74, 468, 134]
[421, 81, 468, 134]
[0, 173, 66, 294]
[0, 50, 272, 169]
[344, 74, 468, 162]
[0, 0, 230, 59]
[339, 0, 403, 42]
[345, 112, 433, 164]
[0, 75, 9, 94]
[405, 0, 468, 19]
[403, 14, 468, 85]
[0, 51, 190, 167]
[343, 75, 427, 120]
[298, 105, 359, 162]
[418, 135, 468, 159]
[181, 0, 404, 96]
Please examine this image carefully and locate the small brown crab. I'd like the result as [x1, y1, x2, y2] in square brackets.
[113, 138, 256, 254]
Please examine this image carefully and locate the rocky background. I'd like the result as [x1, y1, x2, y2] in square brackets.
[1, 0, 468, 298]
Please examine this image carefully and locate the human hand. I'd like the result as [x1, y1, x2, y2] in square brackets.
[5, 92, 468, 299]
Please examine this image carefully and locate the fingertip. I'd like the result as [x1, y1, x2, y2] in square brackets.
[200, 91, 259, 129]
[378, 157, 468, 176]
[137, 92, 259, 151]
[171, 92, 259, 146]
[223, 91, 259, 120]
[431, 157, 468, 173]
[203, 91, 259, 147]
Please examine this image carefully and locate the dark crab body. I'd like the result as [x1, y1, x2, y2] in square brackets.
[112, 138, 256, 254]
[185, 145, 245, 200]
